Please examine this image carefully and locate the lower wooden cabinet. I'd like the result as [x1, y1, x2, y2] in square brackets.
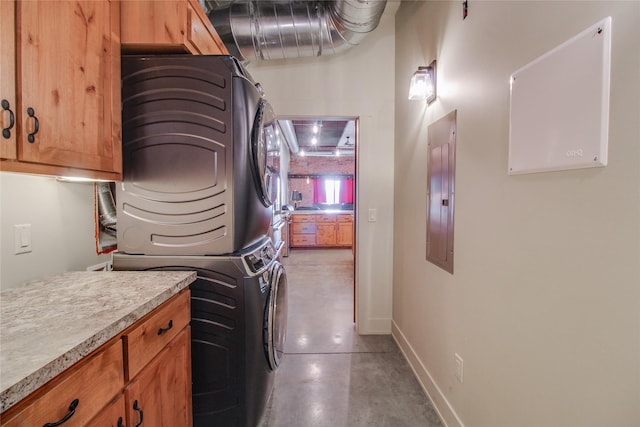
[290, 213, 353, 248]
[316, 223, 337, 246]
[0, 340, 124, 427]
[125, 328, 192, 427]
[337, 221, 354, 246]
[0, 290, 192, 427]
[87, 394, 126, 427]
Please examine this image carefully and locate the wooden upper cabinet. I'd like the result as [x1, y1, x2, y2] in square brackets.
[0, 0, 17, 160]
[1, 0, 122, 180]
[121, 0, 228, 55]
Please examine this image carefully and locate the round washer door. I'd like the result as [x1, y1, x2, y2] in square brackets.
[264, 262, 287, 370]
[251, 99, 276, 207]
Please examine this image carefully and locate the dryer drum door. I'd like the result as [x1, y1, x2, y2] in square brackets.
[264, 262, 287, 370]
[251, 99, 276, 207]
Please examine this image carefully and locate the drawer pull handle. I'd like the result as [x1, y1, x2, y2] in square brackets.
[133, 400, 144, 426]
[43, 398, 79, 427]
[1, 99, 15, 139]
[27, 107, 39, 143]
[117, 417, 126, 427]
[157, 319, 173, 335]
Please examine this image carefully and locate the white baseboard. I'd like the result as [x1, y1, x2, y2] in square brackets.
[357, 317, 392, 334]
[391, 321, 465, 427]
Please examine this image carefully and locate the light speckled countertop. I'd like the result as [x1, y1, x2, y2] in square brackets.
[0, 270, 196, 413]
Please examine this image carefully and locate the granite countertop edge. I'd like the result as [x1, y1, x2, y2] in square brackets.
[0, 271, 196, 413]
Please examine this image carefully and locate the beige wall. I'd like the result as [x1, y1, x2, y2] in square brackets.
[247, 3, 399, 333]
[0, 173, 110, 290]
[393, 2, 640, 426]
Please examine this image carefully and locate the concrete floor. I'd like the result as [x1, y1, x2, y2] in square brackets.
[259, 248, 443, 427]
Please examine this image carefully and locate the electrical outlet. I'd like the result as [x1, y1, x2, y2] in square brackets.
[455, 353, 464, 383]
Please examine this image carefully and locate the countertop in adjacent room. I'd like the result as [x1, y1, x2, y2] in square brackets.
[288, 209, 354, 215]
[0, 270, 196, 413]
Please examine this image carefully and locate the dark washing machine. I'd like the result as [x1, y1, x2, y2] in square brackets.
[113, 237, 287, 427]
[117, 54, 278, 256]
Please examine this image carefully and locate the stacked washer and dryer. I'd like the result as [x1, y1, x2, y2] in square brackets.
[113, 55, 287, 427]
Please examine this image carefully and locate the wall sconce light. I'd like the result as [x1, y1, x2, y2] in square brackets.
[408, 60, 437, 104]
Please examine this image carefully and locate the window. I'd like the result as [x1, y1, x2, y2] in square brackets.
[324, 179, 341, 204]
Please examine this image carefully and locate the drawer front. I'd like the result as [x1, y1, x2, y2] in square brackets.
[337, 214, 353, 222]
[316, 214, 337, 223]
[1, 340, 124, 427]
[292, 223, 316, 234]
[123, 290, 190, 380]
[292, 214, 315, 223]
[292, 234, 316, 246]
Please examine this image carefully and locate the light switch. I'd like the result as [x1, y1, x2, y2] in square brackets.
[14, 224, 32, 254]
[368, 208, 377, 222]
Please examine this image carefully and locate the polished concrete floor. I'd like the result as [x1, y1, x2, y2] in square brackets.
[259, 249, 443, 427]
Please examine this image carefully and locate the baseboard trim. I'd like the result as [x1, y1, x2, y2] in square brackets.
[391, 321, 465, 427]
[357, 317, 392, 334]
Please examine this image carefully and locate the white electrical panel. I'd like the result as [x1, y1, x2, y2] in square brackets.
[508, 17, 611, 175]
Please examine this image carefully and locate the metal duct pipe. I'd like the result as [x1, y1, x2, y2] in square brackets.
[278, 120, 300, 153]
[96, 182, 117, 232]
[209, 0, 387, 61]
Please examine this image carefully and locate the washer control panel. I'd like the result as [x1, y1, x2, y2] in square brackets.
[244, 239, 276, 274]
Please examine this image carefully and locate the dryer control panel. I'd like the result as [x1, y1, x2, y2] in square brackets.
[243, 239, 276, 274]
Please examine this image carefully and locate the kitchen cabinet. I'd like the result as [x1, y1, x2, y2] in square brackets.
[0, 290, 192, 427]
[0, 340, 124, 427]
[0, 0, 16, 160]
[316, 223, 337, 246]
[125, 328, 192, 427]
[290, 213, 353, 248]
[291, 219, 317, 247]
[1, 0, 122, 180]
[122, 290, 192, 427]
[121, 0, 228, 55]
[337, 215, 354, 246]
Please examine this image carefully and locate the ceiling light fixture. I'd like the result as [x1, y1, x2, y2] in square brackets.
[312, 123, 319, 134]
[311, 137, 317, 145]
[408, 60, 437, 104]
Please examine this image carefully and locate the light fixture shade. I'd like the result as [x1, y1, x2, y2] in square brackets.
[408, 60, 437, 104]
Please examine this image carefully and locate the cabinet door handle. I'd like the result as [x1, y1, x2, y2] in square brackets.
[1, 99, 15, 139]
[157, 319, 173, 335]
[42, 398, 79, 427]
[27, 107, 39, 143]
[133, 400, 144, 426]
[117, 416, 126, 427]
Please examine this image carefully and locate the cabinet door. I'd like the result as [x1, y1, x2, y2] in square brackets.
[121, 0, 227, 55]
[86, 393, 126, 427]
[316, 223, 337, 246]
[0, 0, 17, 160]
[337, 221, 353, 246]
[125, 328, 192, 427]
[15, 1, 121, 173]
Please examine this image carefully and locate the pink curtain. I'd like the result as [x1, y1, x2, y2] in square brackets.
[313, 178, 326, 204]
[340, 178, 354, 203]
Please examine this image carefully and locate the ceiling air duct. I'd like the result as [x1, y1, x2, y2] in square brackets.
[208, 0, 388, 62]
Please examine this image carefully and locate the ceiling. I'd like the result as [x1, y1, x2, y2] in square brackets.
[277, 118, 356, 157]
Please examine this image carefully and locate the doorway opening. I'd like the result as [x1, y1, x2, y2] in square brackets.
[276, 116, 358, 323]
